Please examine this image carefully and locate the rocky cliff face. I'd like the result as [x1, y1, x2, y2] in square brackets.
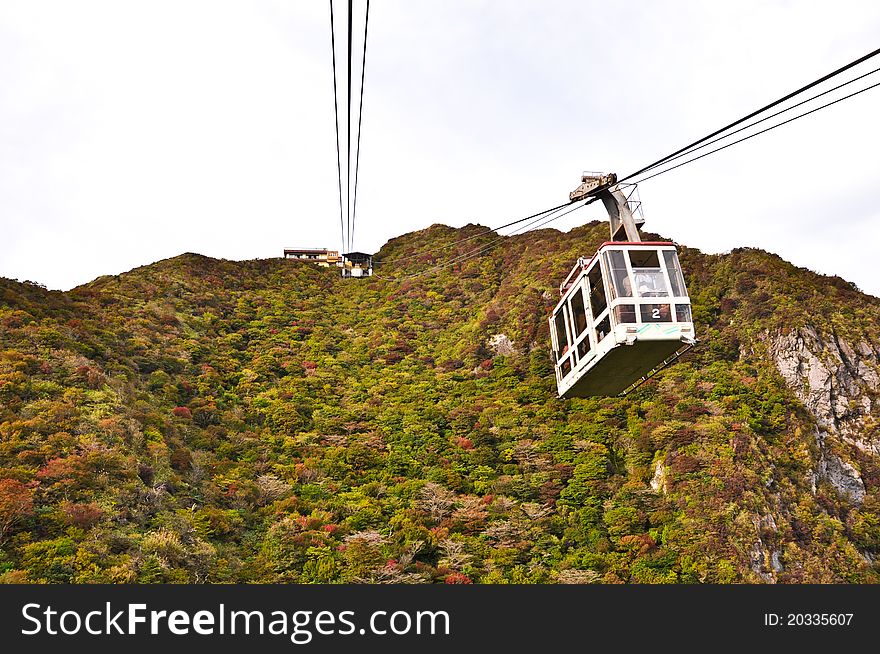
[769, 326, 880, 505]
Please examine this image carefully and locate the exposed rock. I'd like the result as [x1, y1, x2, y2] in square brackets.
[818, 452, 866, 505]
[768, 326, 878, 505]
[649, 460, 667, 494]
[769, 326, 879, 445]
[488, 333, 517, 356]
[750, 518, 783, 580]
[770, 550, 783, 573]
[857, 340, 877, 358]
[749, 541, 774, 583]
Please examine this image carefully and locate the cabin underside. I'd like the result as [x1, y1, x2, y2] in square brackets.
[560, 339, 684, 398]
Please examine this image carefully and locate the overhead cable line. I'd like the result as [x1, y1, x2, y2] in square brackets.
[386, 48, 880, 276]
[373, 225, 494, 265]
[329, 0, 346, 252]
[388, 64, 880, 274]
[618, 45, 880, 183]
[506, 198, 597, 237]
[398, 204, 572, 278]
[493, 200, 575, 231]
[346, 0, 354, 253]
[375, 200, 575, 265]
[636, 64, 880, 174]
[351, 0, 370, 253]
[433, 200, 596, 274]
[630, 77, 880, 184]
[401, 200, 594, 280]
[426, 64, 880, 269]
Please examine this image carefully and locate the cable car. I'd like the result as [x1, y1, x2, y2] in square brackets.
[549, 175, 696, 398]
[341, 252, 373, 278]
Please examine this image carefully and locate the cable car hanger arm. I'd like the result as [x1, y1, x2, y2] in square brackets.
[569, 172, 643, 242]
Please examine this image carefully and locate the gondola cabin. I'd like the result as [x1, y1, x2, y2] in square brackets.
[549, 242, 695, 397]
[341, 252, 373, 278]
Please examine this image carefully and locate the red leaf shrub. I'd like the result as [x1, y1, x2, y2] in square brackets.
[37, 456, 84, 482]
[444, 572, 472, 584]
[61, 502, 104, 529]
[171, 406, 192, 419]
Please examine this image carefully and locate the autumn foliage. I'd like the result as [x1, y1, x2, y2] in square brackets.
[0, 479, 34, 543]
[0, 225, 878, 584]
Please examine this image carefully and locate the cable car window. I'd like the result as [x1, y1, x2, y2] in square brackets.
[553, 310, 569, 360]
[634, 275, 668, 299]
[605, 250, 632, 298]
[675, 304, 692, 323]
[577, 339, 590, 358]
[629, 250, 668, 297]
[613, 304, 637, 324]
[640, 304, 672, 322]
[633, 271, 668, 297]
[569, 288, 588, 337]
[587, 267, 607, 319]
[561, 356, 572, 377]
[595, 316, 611, 342]
[663, 250, 687, 297]
[629, 250, 660, 268]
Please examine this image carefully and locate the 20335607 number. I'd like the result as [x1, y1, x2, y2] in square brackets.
[787, 613, 853, 626]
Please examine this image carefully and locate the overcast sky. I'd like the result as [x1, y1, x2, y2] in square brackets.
[2, 0, 879, 296]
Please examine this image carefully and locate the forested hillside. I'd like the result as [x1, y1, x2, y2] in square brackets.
[1, 221, 879, 583]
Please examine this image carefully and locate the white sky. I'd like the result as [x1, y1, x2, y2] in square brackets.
[1, 0, 879, 296]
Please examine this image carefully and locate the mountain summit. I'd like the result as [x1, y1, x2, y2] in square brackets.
[1, 222, 878, 583]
